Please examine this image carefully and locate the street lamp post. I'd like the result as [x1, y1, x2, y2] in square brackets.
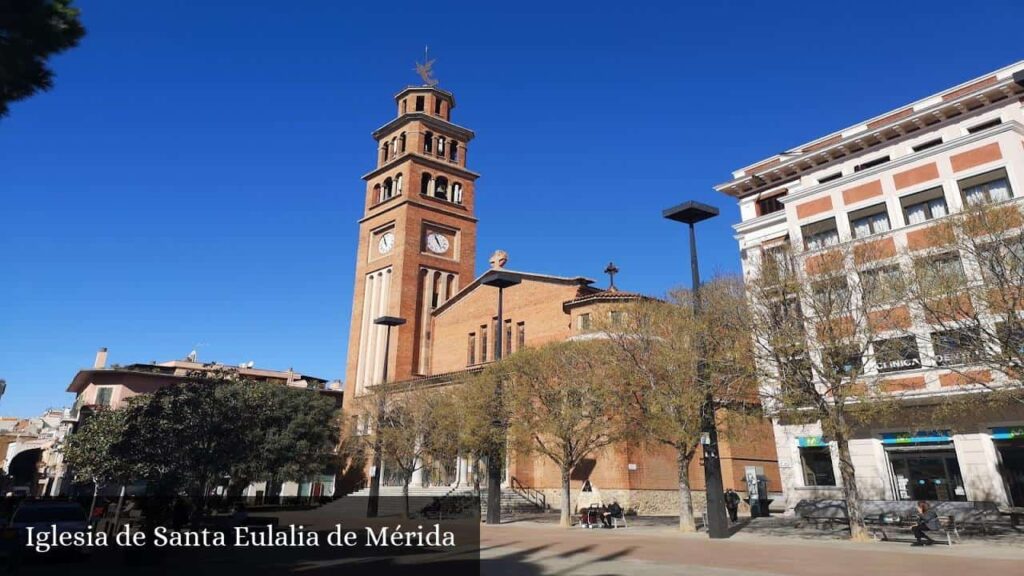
[367, 315, 406, 518]
[662, 200, 731, 539]
[480, 270, 521, 525]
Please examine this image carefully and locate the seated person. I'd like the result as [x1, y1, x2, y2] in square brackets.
[579, 507, 592, 528]
[606, 500, 624, 526]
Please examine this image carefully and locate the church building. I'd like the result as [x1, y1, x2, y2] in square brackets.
[342, 78, 780, 515]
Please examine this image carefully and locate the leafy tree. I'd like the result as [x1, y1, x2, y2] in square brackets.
[362, 382, 459, 516]
[62, 376, 340, 506]
[1, 0, 85, 117]
[603, 282, 756, 532]
[497, 340, 627, 528]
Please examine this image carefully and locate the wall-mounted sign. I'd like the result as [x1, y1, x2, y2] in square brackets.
[881, 430, 952, 445]
[797, 436, 827, 447]
[991, 426, 1024, 440]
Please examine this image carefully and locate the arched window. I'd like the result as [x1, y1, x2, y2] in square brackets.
[400, 99, 407, 114]
[424, 132, 433, 153]
[380, 143, 389, 163]
[395, 173, 403, 195]
[435, 176, 449, 201]
[449, 141, 458, 162]
[390, 138, 396, 158]
[373, 184, 382, 203]
[437, 136, 446, 155]
[382, 177, 393, 200]
[399, 132, 406, 153]
[452, 182, 463, 204]
[421, 173, 432, 196]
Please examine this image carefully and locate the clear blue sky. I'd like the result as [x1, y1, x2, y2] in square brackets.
[1, 1, 1022, 416]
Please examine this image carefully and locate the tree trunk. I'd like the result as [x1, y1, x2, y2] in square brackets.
[402, 476, 410, 519]
[835, 433, 868, 541]
[559, 467, 572, 528]
[677, 450, 697, 532]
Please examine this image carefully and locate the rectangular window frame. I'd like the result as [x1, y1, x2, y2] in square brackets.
[872, 335, 922, 373]
[467, 332, 477, 366]
[800, 446, 837, 487]
[959, 167, 1013, 206]
[848, 203, 892, 239]
[802, 217, 840, 251]
[900, 186, 948, 225]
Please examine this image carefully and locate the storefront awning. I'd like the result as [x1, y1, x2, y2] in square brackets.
[881, 430, 952, 445]
[991, 426, 1024, 440]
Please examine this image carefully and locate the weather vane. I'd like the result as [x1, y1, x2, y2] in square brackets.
[414, 46, 438, 87]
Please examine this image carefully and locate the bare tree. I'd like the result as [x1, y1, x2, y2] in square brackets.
[743, 238, 908, 540]
[903, 199, 1024, 405]
[601, 281, 756, 532]
[495, 340, 627, 527]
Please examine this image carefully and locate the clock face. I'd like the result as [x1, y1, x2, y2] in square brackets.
[377, 232, 395, 255]
[425, 232, 450, 254]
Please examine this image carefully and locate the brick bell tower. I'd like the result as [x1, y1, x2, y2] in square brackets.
[343, 81, 479, 403]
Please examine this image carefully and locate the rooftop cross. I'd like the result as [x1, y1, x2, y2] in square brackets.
[604, 262, 619, 291]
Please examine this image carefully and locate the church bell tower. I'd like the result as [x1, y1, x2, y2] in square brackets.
[343, 80, 479, 402]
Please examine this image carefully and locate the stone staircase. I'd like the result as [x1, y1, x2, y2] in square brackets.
[480, 489, 548, 516]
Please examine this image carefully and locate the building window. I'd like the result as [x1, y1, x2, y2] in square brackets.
[854, 155, 890, 172]
[825, 346, 862, 378]
[914, 253, 965, 286]
[380, 144, 389, 164]
[818, 172, 842, 184]
[382, 177, 393, 200]
[415, 96, 424, 112]
[95, 387, 113, 407]
[434, 177, 449, 201]
[399, 132, 406, 153]
[849, 203, 891, 239]
[450, 141, 459, 162]
[967, 118, 1001, 134]
[901, 187, 948, 225]
[492, 319, 500, 359]
[912, 138, 943, 153]
[451, 183, 463, 204]
[420, 173, 432, 196]
[802, 217, 839, 251]
[873, 336, 922, 373]
[960, 168, 1012, 206]
[978, 238, 1024, 285]
[578, 313, 592, 331]
[610, 310, 624, 327]
[424, 132, 433, 154]
[394, 173, 403, 196]
[756, 193, 785, 216]
[480, 325, 488, 363]
[468, 333, 476, 366]
[400, 99, 407, 114]
[887, 444, 966, 501]
[504, 320, 513, 357]
[800, 446, 836, 486]
[437, 136, 445, 155]
[516, 321, 525, 351]
[859, 265, 902, 307]
[434, 97, 442, 115]
[931, 327, 982, 367]
[811, 277, 851, 312]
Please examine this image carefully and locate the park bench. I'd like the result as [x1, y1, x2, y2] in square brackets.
[866, 513, 960, 545]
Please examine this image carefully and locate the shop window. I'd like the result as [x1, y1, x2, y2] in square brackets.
[960, 168, 1012, 206]
[802, 217, 839, 251]
[901, 187, 948, 225]
[887, 441, 967, 501]
[800, 446, 836, 486]
[849, 203, 891, 239]
[873, 335, 922, 373]
[930, 327, 982, 367]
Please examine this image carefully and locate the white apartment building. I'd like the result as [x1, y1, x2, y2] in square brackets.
[717, 61, 1024, 512]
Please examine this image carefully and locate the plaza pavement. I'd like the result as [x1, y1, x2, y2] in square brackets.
[479, 518, 1024, 576]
